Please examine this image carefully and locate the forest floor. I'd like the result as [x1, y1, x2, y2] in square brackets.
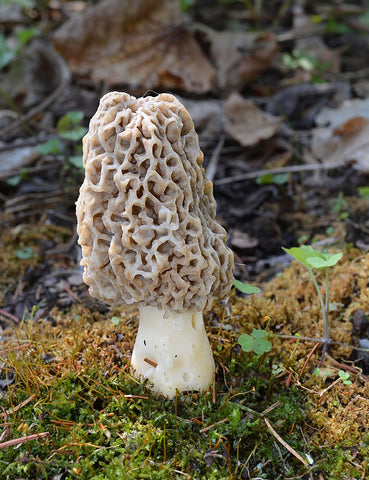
[1, 1, 369, 479]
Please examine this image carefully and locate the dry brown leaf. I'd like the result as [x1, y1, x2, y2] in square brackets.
[224, 93, 282, 147]
[333, 116, 369, 136]
[53, 0, 215, 93]
[312, 121, 369, 172]
[181, 98, 224, 136]
[204, 28, 279, 93]
[316, 98, 369, 128]
[231, 229, 258, 250]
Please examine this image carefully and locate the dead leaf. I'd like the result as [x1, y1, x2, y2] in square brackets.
[231, 230, 258, 250]
[53, 0, 215, 94]
[333, 116, 369, 136]
[0, 42, 70, 110]
[316, 98, 369, 128]
[203, 28, 279, 93]
[0, 147, 39, 176]
[312, 97, 369, 172]
[224, 93, 282, 146]
[312, 123, 369, 172]
[180, 98, 224, 136]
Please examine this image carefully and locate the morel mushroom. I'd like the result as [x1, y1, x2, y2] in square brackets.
[76, 91, 234, 398]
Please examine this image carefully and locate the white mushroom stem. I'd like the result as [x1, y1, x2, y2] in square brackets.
[131, 306, 215, 398]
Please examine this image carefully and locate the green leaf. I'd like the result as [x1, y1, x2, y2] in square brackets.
[358, 186, 369, 199]
[7, 175, 22, 187]
[68, 155, 84, 169]
[15, 246, 34, 259]
[239, 329, 272, 355]
[306, 252, 343, 269]
[256, 173, 289, 185]
[111, 317, 120, 326]
[238, 334, 254, 352]
[234, 279, 261, 294]
[16, 26, 39, 48]
[59, 126, 87, 141]
[282, 245, 317, 269]
[0, 34, 16, 70]
[57, 111, 84, 133]
[338, 370, 352, 385]
[253, 337, 272, 355]
[37, 138, 62, 155]
[282, 245, 342, 270]
[253, 329, 266, 339]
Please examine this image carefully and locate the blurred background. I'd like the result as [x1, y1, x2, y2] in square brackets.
[1, 0, 369, 321]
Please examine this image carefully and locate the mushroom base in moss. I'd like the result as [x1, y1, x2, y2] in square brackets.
[131, 306, 215, 398]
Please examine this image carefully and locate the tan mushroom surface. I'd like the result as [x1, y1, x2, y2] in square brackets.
[76, 91, 234, 397]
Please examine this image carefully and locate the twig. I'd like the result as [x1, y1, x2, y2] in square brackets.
[325, 354, 369, 382]
[0, 343, 33, 356]
[214, 161, 347, 186]
[205, 134, 225, 183]
[0, 309, 19, 324]
[123, 394, 149, 400]
[4, 395, 35, 416]
[261, 401, 280, 416]
[279, 334, 369, 352]
[200, 417, 229, 434]
[0, 431, 50, 450]
[62, 282, 82, 304]
[144, 358, 158, 368]
[264, 417, 309, 466]
[299, 342, 321, 379]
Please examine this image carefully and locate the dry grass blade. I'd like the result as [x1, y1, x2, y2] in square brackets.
[4, 395, 35, 416]
[264, 417, 309, 466]
[199, 417, 229, 434]
[0, 432, 50, 450]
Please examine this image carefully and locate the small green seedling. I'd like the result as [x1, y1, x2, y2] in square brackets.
[282, 245, 343, 360]
[239, 328, 272, 356]
[281, 49, 330, 83]
[235, 280, 270, 355]
[0, 26, 39, 70]
[338, 370, 352, 386]
[256, 173, 289, 185]
[332, 191, 349, 220]
[37, 110, 86, 158]
[15, 246, 34, 260]
[57, 110, 87, 142]
[234, 279, 261, 295]
[358, 186, 369, 200]
[111, 316, 120, 326]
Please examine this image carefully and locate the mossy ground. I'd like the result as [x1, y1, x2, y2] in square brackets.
[1, 228, 369, 479]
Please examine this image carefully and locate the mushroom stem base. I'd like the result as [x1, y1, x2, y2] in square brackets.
[131, 306, 215, 398]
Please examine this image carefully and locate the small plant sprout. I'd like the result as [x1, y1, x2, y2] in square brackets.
[234, 281, 271, 355]
[338, 370, 352, 386]
[111, 316, 120, 326]
[239, 328, 272, 355]
[282, 245, 343, 362]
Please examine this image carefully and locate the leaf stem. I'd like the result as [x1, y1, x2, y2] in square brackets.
[308, 268, 330, 343]
[324, 269, 330, 338]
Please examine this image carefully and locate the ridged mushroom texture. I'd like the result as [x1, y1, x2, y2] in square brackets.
[76, 91, 234, 398]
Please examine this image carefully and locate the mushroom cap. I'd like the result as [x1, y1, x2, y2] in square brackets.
[76, 91, 234, 312]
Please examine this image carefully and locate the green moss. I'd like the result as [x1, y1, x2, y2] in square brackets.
[2, 247, 369, 479]
[0, 347, 310, 480]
